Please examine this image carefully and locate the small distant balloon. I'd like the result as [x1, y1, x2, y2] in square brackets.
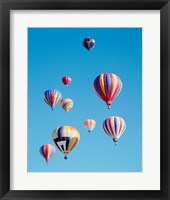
[39, 144, 56, 163]
[84, 119, 96, 133]
[60, 98, 73, 113]
[93, 73, 122, 109]
[62, 76, 71, 86]
[83, 37, 95, 51]
[44, 89, 62, 111]
[52, 126, 80, 159]
[103, 116, 126, 145]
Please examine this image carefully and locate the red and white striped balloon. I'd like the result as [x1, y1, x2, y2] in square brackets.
[103, 116, 126, 145]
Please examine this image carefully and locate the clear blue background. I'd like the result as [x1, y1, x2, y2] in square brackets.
[28, 28, 142, 172]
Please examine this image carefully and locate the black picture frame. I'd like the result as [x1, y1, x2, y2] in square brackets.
[0, 0, 169, 199]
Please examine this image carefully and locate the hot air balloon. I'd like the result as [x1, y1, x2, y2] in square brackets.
[44, 89, 62, 111]
[84, 119, 96, 133]
[60, 98, 73, 113]
[83, 37, 95, 51]
[93, 73, 122, 109]
[39, 144, 56, 163]
[52, 126, 80, 159]
[62, 76, 71, 86]
[102, 116, 126, 145]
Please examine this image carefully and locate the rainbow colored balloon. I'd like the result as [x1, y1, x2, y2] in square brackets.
[60, 98, 73, 113]
[52, 126, 80, 159]
[93, 73, 122, 109]
[84, 119, 96, 133]
[62, 76, 71, 86]
[103, 116, 126, 145]
[39, 144, 56, 163]
[44, 89, 62, 111]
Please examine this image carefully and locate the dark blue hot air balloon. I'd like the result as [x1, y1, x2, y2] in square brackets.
[83, 37, 95, 51]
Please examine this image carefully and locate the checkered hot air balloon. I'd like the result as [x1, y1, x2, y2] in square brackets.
[52, 126, 80, 159]
[103, 116, 126, 145]
[93, 73, 122, 109]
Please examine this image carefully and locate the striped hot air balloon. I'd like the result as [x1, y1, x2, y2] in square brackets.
[83, 37, 95, 51]
[93, 73, 122, 109]
[60, 98, 73, 113]
[102, 116, 126, 145]
[84, 119, 96, 133]
[44, 89, 62, 111]
[39, 144, 56, 163]
[62, 76, 71, 86]
[52, 126, 80, 159]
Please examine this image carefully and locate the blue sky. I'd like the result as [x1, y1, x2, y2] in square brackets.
[28, 28, 142, 172]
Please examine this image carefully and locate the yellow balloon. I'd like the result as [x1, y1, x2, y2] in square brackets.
[60, 98, 73, 113]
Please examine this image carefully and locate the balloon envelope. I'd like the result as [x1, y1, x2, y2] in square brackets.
[93, 73, 122, 109]
[103, 116, 126, 144]
[62, 76, 71, 86]
[44, 89, 62, 111]
[84, 119, 96, 132]
[83, 37, 95, 51]
[52, 126, 80, 159]
[39, 144, 56, 163]
[60, 98, 73, 112]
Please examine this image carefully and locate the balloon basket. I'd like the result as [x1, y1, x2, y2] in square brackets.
[108, 105, 111, 109]
[64, 156, 67, 160]
[113, 139, 118, 146]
